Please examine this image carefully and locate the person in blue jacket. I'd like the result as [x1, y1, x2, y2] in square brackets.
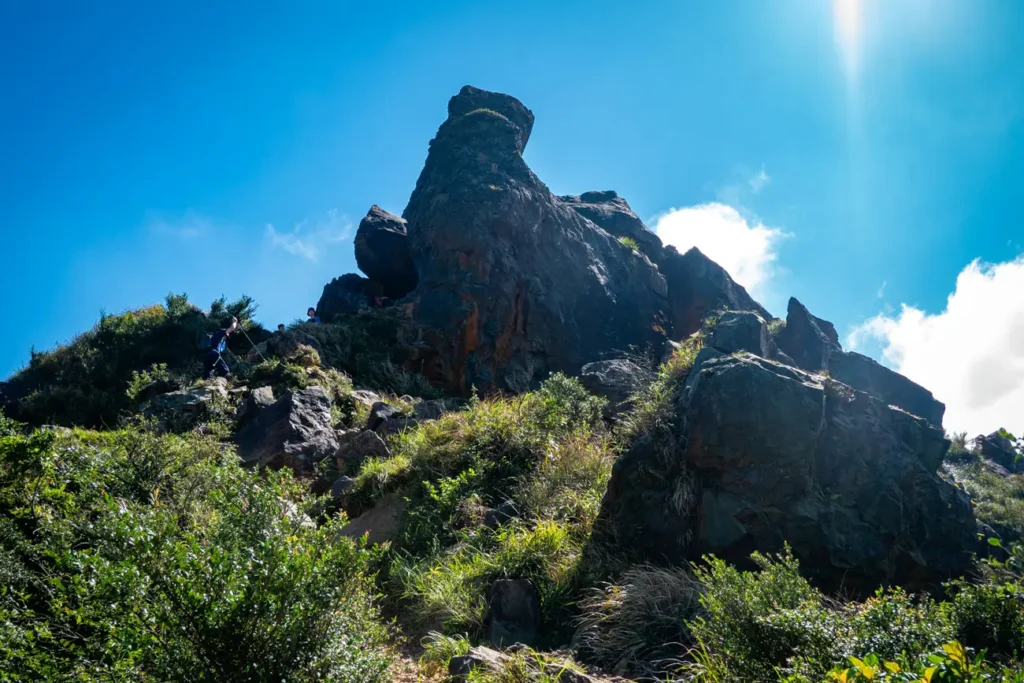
[203, 316, 238, 379]
[306, 307, 321, 323]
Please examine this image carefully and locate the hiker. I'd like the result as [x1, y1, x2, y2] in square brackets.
[203, 316, 238, 379]
[306, 307, 321, 324]
[277, 324, 286, 333]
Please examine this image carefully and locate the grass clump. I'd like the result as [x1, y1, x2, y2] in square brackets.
[0, 424, 394, 681]
[618, 235, 640, 252]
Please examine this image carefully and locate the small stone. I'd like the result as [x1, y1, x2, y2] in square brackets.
[366, 402, 400, 432]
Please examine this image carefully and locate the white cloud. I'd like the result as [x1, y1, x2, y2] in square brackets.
[652, 202, 786, 299]
[749, 165, 771, 193]
[876, 280, 887, 298]
[848, 256, 1024, 436]
[149, 213, 210, 240]
[264, 210, 352, 262]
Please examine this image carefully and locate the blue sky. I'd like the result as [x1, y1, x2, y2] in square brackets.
[2, 1, 1022, 433]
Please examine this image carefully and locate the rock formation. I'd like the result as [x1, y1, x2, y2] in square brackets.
[595, 314, 976, 595]
[354, 205, 417, 299]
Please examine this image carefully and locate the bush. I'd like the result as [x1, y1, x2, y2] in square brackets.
[947, 462, 1024, 541]
[5, 294, 268, 428]
[944, 542, 1024, 660]
[0, 426, 393, 681]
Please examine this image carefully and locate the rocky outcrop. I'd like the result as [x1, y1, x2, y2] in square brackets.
[233, 386, 338, 471]
[316, 273, 383, 322]
[335, 429, 390, 469]
[776, 297, 945, 426]
[595, 344, 976, 595]
[561, 190, 663, 261]
[775, 297, 841, 372]
[975, 431, 1023, 474]
[707, 310, 770, 357]
[354, 205, 417, 299]
[580, 359, 645, 418]
[660, 246, 770, 341]
[401, 86, 669, 393]
[830, 351, 945, 427]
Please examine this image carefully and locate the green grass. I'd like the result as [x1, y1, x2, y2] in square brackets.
[617, 235, 640, 252]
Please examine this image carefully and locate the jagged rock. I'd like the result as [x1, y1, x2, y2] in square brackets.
[775, 298, 945, 425]
[237, 385, 275, 424]
[144, 379, 227, 421]
[830, 350, 945, 426]
[366, 401, 399, 431]
[660, 246, 770, 341]
[707, 310, 770, 357]
[330, 475, 355, 501]
[561, 190, 663, 261]
[354, 205, 417, 299]
[449, 647, 505, 678]
[413, 398, 448, 421]
[975, 432, 1023, 473]
[335, 429, 390, 468]
[402, 85, 669, 394]
[580, 359, 644, 418]
[775, 297, 841, 372]
[377, 416, 419, 435]
[316, 273, 384, 322]
[340, 494, 405, 544]
[596, 352, 976, 595]
[233, 386, 339, 471]
[486, 578, 541, 647]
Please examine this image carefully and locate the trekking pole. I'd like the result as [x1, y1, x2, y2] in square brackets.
[238, 324, 267, 362]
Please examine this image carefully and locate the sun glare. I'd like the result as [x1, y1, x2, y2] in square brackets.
[834, 0, 862, 79]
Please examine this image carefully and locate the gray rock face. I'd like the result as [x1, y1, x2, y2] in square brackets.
[486, 578, 541, 647]
[335, 429, 390, 469]
[366, 401, 400, 431]
[560, 190, 663, 261]
[316, 273, 383, 322]
[413, 398, 448, 421]
[402, 85, 669, 394]
[330, 475, 355, 501]
[596, 352, 976, 595]
[233, 386, 339, 471]
[707, 311, 770, 357]
[580, 359, 644, 417]
[247, 329, 324, 363]
[146, 380, 227, 416]
[660, 246, 770, 341]
[354, 205, 417, 299]
[830, 351, 945, 426]
[236, 385, 275, 424]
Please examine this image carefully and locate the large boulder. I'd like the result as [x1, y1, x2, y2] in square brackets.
[354, 205, 418, 299]
[316, 273, 383, 322]
[247, 328, 324, 363]
[401, 86, 669, 394]
[595, 352, 976, 595]
[233, 386, 339, 471]
[660, 246, 770, 341]
[707, 310, 770, 357]
[560, 190, 663, 261]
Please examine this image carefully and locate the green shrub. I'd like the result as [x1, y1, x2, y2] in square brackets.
[618, 236, 640, 252]
[5, 293, 268, 428]
[827, 641, 1024, 682]
[0, 426, 393, 681]
[943, 543, 1024, 660]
